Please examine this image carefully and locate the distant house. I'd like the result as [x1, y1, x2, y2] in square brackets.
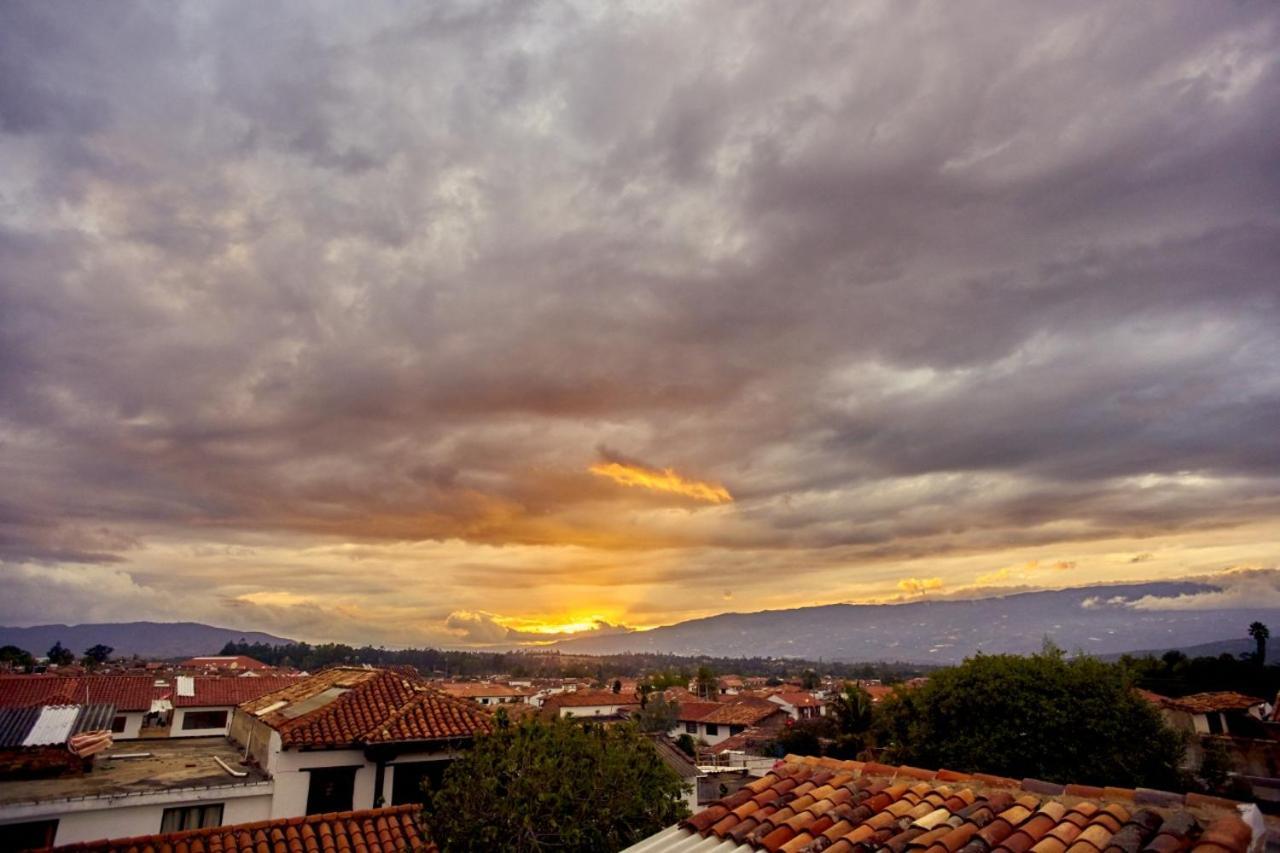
[1145, 691, 1268, 737]
[671, 698, 786, 746]
[233, 666, 492, 816]
[648, 735, 702, 815]
[0, 676, 158, 739]
[436, 681, 536, 706]
[766, 691, 825, 720]
[541, 689, 640, 719]
[169, 675, 302, 737]
[179, 656, 274, 673]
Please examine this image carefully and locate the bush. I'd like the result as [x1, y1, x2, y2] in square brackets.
[425, 717, 689, 852]
[873, 651, 1186, 788]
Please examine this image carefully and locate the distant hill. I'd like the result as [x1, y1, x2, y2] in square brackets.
[0, 622, 295, 659]
[1099, 637, 1256, 662]
[551, 580, 1277, 663]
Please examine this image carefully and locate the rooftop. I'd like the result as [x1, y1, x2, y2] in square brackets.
[701, 698, 788, 727]
[240, 666, 493, 748]
[0, 676, 157, 712]
[623, 755, 1255, 853]
[172, 675, 302, 708]
[0, 736, 268, 806]
[49, 804, 434, 853]
[1159, 692, 1267, 715]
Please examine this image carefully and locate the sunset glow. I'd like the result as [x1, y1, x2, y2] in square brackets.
[589, 461, 734, 505]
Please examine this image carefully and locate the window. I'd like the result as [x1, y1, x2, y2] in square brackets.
[704, 723, 719, 736]
[306, 766, 358, 814]
[730, 725, 745, 736]
[391, 760, 451, 805]
[4, 819, 58, 849]
[1206, 713, 1224, 735]
[111, 715, 128, 733]
[181, 709, 229, 730]
[685, 722, 697, 734]
[161, 804, 223, 832]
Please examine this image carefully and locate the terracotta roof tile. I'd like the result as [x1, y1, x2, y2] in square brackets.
[240, 667, 491, 748]
[0, 676, 157, 712]
[49, 805, 433, 853]
[667, 757, 1251, 853]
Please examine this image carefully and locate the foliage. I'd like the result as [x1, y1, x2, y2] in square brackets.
[0, 645, 34, 670]
[46, 642, 74, 666]
[694, 665, 717, 699]
[874, 651, 1186, 788]
[424, 717, 689, 852]
[215, 640, 932, 683]
[801, 669, 820, 690]
[1249, 622, 1270, 666]
[675, 733, 697, 757]
[774, 719, 824, 757]
[1197, 738, 1232, 793]
[829, 683, 874, 736]
[634, 694, 679, 734]
[1119, 649, 1280, 701]
[612, 679, 622, 694]
[81, 644, 113, 669]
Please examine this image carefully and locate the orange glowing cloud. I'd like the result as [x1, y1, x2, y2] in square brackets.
[589, 460, 733, 504]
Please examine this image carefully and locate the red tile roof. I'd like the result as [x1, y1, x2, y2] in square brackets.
[771, 692, 823, 708]
[666, 755, 1252, 853]
[545, 689, 641, 708]
[173, 676, 303, 707]
[0, 676, 157, 712]
[240, 667, 492, 748]
[178, 655, 274, 671]
[436, 682, 536, 699]
[701, 698, 787, 727]
[48, 804, 434, 853]
[675, 701, 725, 722]
[1160, 692, 1265, 714]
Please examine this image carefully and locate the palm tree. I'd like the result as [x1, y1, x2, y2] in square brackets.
[1249, 622, 1270, 666]
[829, 683, 874, 735]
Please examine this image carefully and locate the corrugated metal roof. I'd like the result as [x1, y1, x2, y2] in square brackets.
[622, 826, 740, 853]
[0, 706, 41, 748]
[23, 705, 81, 746]
[72, 704, 117, 735]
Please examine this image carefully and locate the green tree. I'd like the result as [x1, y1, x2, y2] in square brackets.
[694, 665, 717, 699]
[425, 718, 688, 852]
[633, 694, 678, 734]
[0, 645, 34, 670]
[47, 642, 75, 666]
[875, 651, 1186, 788]
[612, 679, 623, 694]
[82, 644, 114, 670]
[801, 669, 820, 690]
[829, 683, 874, 736]
[675, 733, 697, 757]
[1198, 738, 1232, 793]
[1249, 622, 1269, 666]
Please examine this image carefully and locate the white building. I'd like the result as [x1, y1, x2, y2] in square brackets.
[232, 666, 493, 816]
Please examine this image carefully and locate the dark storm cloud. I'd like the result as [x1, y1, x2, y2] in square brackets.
[1, 0, 1279, 637]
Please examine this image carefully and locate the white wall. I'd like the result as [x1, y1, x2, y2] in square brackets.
[113, 711, 145, 740]
[559, 704, 628, 718]
[0, 786, 272, 845]
[171, 706, 233, 738]
[270, 748, 374, 818]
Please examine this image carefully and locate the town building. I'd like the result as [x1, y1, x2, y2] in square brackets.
[233, 666, 492, 817]
[435, 681, 537, 706]
[671, 697, 787, 746]
[766, 691, 826, 720]
[541, 688, 641, 720]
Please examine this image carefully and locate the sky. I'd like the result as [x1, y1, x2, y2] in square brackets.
[1, 1, 1278, 649]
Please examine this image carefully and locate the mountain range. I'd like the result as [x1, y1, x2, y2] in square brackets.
[551, 579, 1277, 663]
[0, 622, 294, 659]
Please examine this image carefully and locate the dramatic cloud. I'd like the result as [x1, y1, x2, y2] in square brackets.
[1, 1, 1278, 644]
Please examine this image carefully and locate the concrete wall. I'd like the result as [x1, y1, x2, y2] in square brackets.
[0, 786, 272, 845]
[559, 704, 627, 718]
[113, 711, 145, 740]
[269, 748, 373, 818]
[172, 706, 233, 738]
